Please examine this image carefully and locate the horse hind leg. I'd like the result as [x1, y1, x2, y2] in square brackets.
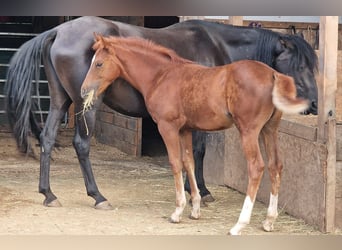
[260, 110, 283, 232]
[229, 130, 265, 235]
[39, 99, 71, 207]
[180, 130, 201, 220]
[39, 53, 72, 207]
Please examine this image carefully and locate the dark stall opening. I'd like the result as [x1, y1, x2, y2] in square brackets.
[141, 16, 179, 157]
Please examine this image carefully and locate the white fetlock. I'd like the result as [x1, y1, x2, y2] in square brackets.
[229, 222, 246, 235]
[170, 212, 181, 223]
[262, 217, 275, 232]
[263, 193, 278, 232]
[190, 194, 201, 220]
[190, 208, 200, 220]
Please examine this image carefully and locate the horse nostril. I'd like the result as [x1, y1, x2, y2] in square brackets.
[81, 88, 87, 98]
[311, 100, 318, 109]
[309, 100, 318, 115]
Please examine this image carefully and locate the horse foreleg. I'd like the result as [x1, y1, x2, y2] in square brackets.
[157, 122, 186, 223]
[261, 111, 283, 232]
[73, 107, 112, 210]
[180, 131, 201, 220]
[229, 132, 265, 235]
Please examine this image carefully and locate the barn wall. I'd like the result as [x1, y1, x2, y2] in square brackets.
[336, 162, 342, 229]
[204, 121, 329, 229]
[336, 51, 341, 229]
[336, 126, 342, 229]
[95, 104, 142, 156]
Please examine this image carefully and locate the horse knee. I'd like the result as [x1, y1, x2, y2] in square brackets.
[249, 164, 265, 182]
[267, 161, 283, 179]
[73, 136, 90, 157]
[40, 133, 55, 154]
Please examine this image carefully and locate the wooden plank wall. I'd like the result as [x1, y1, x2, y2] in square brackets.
[336, 45, 341, 226]
[95, 103, 142, 156]
[206, 19, 342, 50]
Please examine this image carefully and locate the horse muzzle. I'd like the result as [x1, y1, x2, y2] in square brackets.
[81, 87, 91, 99]
[302, 99, 318, 115]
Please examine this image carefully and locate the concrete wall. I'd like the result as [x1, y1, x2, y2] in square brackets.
[203, 120, 333, 230]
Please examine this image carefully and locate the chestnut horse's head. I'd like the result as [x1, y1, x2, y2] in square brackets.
[81, 33, 121, 111]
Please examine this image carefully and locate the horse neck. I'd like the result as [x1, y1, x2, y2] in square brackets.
[114, 45, 173, 97]
[219, 26, 277, 65]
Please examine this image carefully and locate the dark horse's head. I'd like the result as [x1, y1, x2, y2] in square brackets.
[256, 31, 318, 114]
[274, 35, 318, 114]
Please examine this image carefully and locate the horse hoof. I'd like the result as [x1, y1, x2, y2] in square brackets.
[262, 220, 274, 232]
[202, 194, 215, 203]
[95, 201, 113, 210]
[228, 230, 241, 236]
[189, 213, 200, 220]
[44, 199, 62, 207]
[170, 213, 181, 223]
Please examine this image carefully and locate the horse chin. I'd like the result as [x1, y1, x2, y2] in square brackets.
[301, 108, 317, 116]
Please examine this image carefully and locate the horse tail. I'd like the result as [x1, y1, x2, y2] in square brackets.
[272, 72, 309, 114]
[5, 29, 58, 154]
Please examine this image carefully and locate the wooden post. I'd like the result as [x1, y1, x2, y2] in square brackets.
[228, 16, 243, 26]
[318, 16, 338, 232]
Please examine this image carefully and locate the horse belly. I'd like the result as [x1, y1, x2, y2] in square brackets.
[186, 110, 234, 131]
[181, 68, 232, 131]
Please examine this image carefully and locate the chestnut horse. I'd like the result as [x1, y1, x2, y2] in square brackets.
[81, 35, 308, 235]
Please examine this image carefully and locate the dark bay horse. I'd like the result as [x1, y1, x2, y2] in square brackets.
[81, 35, 309, 235]
[5, 16, 318, 209]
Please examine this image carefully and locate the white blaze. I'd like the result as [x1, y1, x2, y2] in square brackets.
[91, 54, 96, 66]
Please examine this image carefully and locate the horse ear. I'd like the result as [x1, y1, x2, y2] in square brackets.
[272, 72, 278, 81]
[296, 31, 304, 39]
[93, 32, 103, 43]
[277, 38, 294, 53]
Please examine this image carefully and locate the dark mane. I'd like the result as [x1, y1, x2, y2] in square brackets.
[102, 36, 193, 64]
[254, 29, 318, 72]
[254, 29, 280, 65]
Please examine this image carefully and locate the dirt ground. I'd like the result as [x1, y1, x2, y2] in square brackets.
[0, 129, 340, 235]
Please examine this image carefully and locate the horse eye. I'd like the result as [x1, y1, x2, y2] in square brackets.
[95, 62, 103, 68]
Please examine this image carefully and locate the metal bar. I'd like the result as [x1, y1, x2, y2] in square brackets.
[0, 32, 38, 37]
[0, 48, 18, 52]
[0, 111, 50, 114]
[0, 80, 48, 83]
[0, 64, 45, 68]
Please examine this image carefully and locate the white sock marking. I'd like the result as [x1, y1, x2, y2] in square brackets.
[267, 193, 278, 218]
[238, 196, 254, 224]
[230, 196, 254, 235]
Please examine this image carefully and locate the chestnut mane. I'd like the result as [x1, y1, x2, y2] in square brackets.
[93, 36, 193, 64]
